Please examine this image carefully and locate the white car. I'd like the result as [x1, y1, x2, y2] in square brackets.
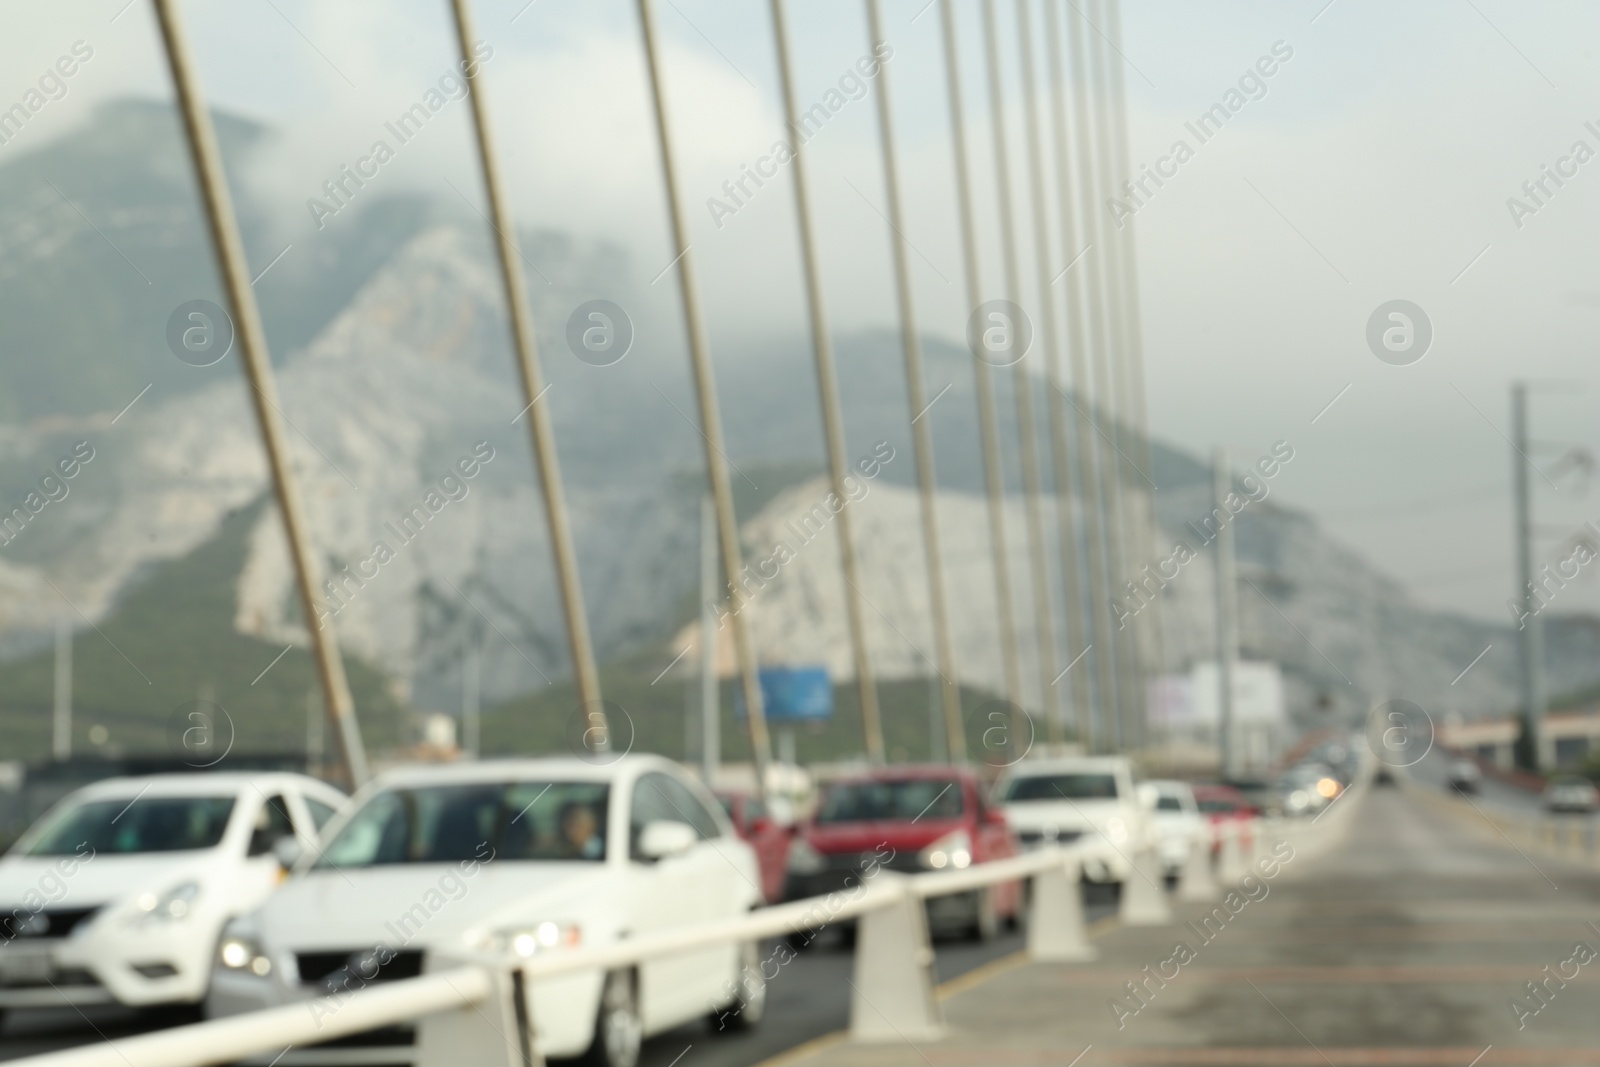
[208, 755, 765, 1067]
[1140, 780, 1203, 878]
[0, 772, 344, 1017]
[996, 757, 1148, 882]
[1543, 775, 1600, 814]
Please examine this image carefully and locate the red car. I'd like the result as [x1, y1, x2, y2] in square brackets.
[715, 790, 790, 904]
[1192, 784, 1259, 854]
[784, 766, 1021, 940]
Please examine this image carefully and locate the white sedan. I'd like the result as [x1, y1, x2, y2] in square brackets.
[1140, 780, 1204, 877]
[0, 771, 345, 1017]
[996, 756, 1149, 882]
[208, 755, 766, 1067]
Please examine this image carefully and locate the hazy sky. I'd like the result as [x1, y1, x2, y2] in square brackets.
[5, 0, 1600, 627]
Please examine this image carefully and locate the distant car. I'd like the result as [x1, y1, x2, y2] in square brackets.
[1543, 775, 1600, 814]
[995, 757, 1147, 883]
[1191, 784, 1259, 854]
[1446, 758, 1482, 794]
[1277, 762, 1342, 816]
[715, 789, 789, 904]
[209, 756, 766, 1067]
[1140, 780, 1203, 878]
[784, 766, 1020, 940]
[0, 772, 345, 1019]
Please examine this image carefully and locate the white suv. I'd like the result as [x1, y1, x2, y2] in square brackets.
[996, 756, 1148, 882]
[208, 755, 765, 1067]
[0, 772, 345, 1017]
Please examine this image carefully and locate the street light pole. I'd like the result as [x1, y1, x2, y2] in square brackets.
[1511, 383, 1546, 772]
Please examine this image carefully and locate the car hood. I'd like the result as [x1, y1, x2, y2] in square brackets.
[802, 819, 964, 855]
[0, 852, 212, 912]
[256, 862, 613, 950]
[1001, 798, 1129, 831]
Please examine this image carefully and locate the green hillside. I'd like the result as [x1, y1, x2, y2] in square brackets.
[0, 500, 404, 761]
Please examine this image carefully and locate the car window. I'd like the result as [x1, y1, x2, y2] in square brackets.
[305, 797, 339, 831]
[1156, 795, 1184, 812]
[1002, 773, 1119, 802]
[815, 779, 965, 824]
[22, 795, 236, 855]
[248, 794, 296, 857]
[631, 772, 720, 848]
[745, 797, 766, 824]
[315, 781, 609, 867]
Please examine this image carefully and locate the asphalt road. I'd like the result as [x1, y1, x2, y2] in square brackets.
[0, 887, 1121, 1066]
[765, 781, 1600, 1067]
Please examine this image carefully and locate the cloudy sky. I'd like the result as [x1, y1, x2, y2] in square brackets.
[5, 0, 1600, 627]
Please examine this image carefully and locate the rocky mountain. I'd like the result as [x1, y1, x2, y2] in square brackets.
[1, 98, 1594, 749]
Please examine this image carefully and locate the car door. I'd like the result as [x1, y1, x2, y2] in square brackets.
[628, 771, 740, 1031]
[231, 791, 296, 916]
[743, 796, 788, 904]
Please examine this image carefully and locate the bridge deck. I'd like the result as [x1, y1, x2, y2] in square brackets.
[774, 785, 1600, 1067]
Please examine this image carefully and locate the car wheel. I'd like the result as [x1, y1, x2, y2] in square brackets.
[712, 940, 767, 1033]
[968, 888, 999, 942]
[580, 969, 642, 1067]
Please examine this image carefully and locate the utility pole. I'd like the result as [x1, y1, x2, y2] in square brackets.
[699, 494, 721, 785]
[52, 616, 71, 761]
[1212, 448, 1238, 781]
[461, 617, 481, 760]
[1512, 384, 1546, 772]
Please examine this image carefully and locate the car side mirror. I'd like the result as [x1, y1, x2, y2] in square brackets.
[637, 820, 697, 861]
[272, 836, 303, 870]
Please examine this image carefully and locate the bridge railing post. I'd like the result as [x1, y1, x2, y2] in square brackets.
[1028, 851, 1098, 961]
[416, 951, 534, 1067]
[850, 877, 942, 1042]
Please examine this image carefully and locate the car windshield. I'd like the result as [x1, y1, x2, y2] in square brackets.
[1155, 795, 1184, 812]
[1196, 797, 1240, 814]
[22, 795, 236, 855]
[1003, 773, 1119, 802]
[315, 781, 610, 867]
[1550, 777, 1590, 788]
[815, 779, 963, 824]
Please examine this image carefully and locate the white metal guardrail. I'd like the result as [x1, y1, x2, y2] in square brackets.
[7, 804, 1355, 1067]
[5, 844, 1086, 1067]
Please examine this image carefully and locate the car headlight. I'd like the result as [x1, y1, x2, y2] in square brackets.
[130, 882, 200, 925]
[476, 922, 582, 959]
[786, 838, 825, 875]
[218, 934, 273, 977]
[919, 829, 972, 870]
[1103, 817, 1129, 845]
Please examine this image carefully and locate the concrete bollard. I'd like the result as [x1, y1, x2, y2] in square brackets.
[851, 879, 943, 1042]
[1216, 819, 1249, 885]
[1119, 845, 1173, 927]
[1028, 852, 1099, 962]
[1178, 825, 1220, 902]
[417, 952, 532, 1067]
